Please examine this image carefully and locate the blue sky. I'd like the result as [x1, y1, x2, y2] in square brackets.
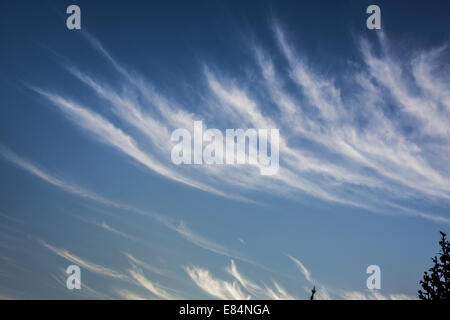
[0, 0, 449, 299]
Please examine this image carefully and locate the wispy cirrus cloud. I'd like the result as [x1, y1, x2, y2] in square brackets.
[184, 264, 251, 300]
[342, 290, 416, 300]
[174, 221, 251, 264]
[286, 255, 312, 283]
[128, 264, 179, 300]
[27, 24, 449, 223]
[285, 254, 414, 300]
[74, 215, 139, 242]
[267, 24, 450, 212]
[49, 267, 113, 300]
[0, 147, 252, 264]
[0, 145, 119, 208]
[114, 288, 147, 300]
[123, 252, 170, 278]
[186, 260, 298, 300]
[41, 240, 182, 300]
[28, 86, 229, 199]
[40, 240, 127, 280]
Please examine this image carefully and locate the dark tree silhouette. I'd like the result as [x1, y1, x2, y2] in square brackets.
[310, 286, 316, 300]
[418, 232, 450, 301]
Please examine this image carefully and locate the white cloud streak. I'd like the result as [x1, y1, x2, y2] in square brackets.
[0, 147, 252, 264]
[286, 254, 413, 300]
[123, 252, 169, 278]
[41, 240, 182, 300]
[187, 260, 298, 300]
[342, 290, 416, 300]
[128, 264, 179, 300]
[40, 240, 127, 280]
[286, 255, 312, 283]
[184, 265, 250, 300]
[56, 27, 450, 223]
[114, 289, 147, 300]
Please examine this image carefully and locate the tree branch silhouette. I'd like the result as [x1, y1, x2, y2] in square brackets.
[418, 232, 450, 301]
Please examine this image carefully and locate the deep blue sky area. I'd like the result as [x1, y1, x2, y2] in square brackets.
[0, 0, 449, 300]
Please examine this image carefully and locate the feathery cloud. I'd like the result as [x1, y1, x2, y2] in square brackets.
[40, 240, 127, 280]
[128, 265, 178, 300]
[286, 254, 312, 283]
[184, 265, 250, 300]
